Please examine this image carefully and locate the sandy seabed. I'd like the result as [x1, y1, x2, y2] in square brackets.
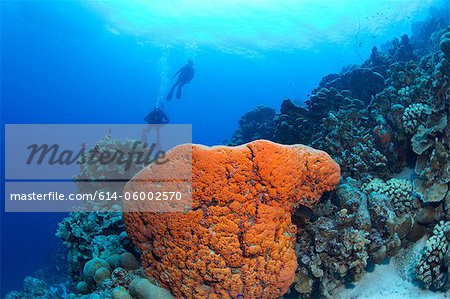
[337, 238, 450, 299]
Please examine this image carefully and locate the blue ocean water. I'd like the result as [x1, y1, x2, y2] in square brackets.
[0, 0, 448, 296]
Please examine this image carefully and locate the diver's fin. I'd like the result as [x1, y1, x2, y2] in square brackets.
[166, 84, 177, 101]
[166, 91, 173, 101]
[176, 85, 182, 99]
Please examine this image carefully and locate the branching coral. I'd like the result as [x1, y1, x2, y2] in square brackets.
[123, 140, 340, 299]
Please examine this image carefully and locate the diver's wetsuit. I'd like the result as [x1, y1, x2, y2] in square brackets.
[166, 60, 195, 101]
[142, 107, 169, 149]
[144, 107, 169, 124]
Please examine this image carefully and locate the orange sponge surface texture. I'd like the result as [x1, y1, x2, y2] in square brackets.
[123, 140, 340, 299]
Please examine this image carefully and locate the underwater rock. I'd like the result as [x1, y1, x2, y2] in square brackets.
[123, 140, 340, 299]
[129, 277, 174, 299]
[119, 252, 140, 271]
[112, 286, 133, 299]
[416, 221, 450, 291]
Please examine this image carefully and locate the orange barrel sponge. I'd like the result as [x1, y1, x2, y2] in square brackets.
[123, 140, 340, 299]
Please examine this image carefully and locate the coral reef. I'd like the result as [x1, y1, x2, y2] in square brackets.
[229, 22, 449, 296]
[54, 137, 172, 298]
[229, 106, 276, 145]
[318, 67, 385, 104]
[123, 140, 340, 299]
[55, 207, 130, 283]
[389, 34, 417, 62]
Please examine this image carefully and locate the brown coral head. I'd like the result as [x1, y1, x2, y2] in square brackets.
[123, 140, 340, 299]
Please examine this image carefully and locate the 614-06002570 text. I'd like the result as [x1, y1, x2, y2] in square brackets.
[9, 191, 184, 201]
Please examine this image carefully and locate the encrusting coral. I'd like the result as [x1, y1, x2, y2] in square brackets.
[123, 140, 340, 299]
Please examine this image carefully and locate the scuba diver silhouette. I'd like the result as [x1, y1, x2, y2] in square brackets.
[142, 103, 169, 151]
[166, 60, 195, 101]
[144, 105, 169, 125]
